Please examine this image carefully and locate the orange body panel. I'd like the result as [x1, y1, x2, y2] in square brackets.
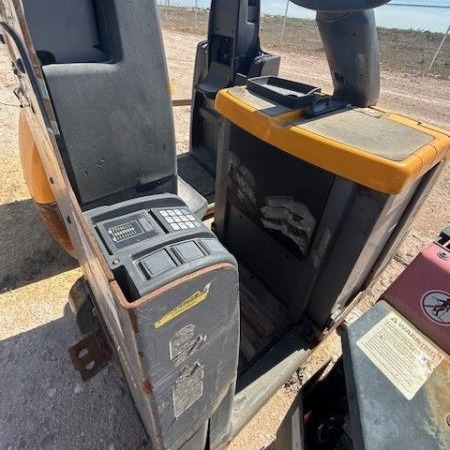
[18, 109, 55, 205]
[215, 87, 450, 194]
[18, 110, 75, 257]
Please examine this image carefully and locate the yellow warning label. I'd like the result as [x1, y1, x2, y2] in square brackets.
[357, 311, 445, 400]
[154, 283, 211, 329]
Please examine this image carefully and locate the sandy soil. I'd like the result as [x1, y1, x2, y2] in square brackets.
[0, 28, 448, 450]
[161, 7, 450, 79]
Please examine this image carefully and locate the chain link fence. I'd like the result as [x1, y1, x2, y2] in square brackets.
[157, 1, 450, 79]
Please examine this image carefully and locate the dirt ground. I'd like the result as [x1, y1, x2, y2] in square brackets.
[0, 27, 449, 450]
[162, 7, 450, 79]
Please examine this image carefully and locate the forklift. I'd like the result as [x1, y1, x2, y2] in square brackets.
[0, 0, 449, 449]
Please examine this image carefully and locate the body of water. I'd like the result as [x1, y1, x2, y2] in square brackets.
[165, 0, 450, 33]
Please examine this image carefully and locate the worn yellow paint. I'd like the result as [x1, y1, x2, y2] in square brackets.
[215, 88, 450, 194]
[154, 283, 211, 329]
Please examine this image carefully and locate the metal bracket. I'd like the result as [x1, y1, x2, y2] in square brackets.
[68, 277, 98, 335]
[68, 329, 112, 381]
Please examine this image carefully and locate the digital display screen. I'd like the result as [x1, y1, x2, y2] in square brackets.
[108, 220, 144, 243]
[98, 212, 159, 252]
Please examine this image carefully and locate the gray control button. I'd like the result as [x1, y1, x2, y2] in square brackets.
[142, 250, 176, 277]
[201, 239, 225, 254]
[179, 223, 188, 230]
[173, 241, 204, 262]
[172, 223, 180, 231]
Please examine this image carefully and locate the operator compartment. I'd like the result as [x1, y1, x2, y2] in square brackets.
[214, 76, 450, 343]
[84, 195, 239, 450]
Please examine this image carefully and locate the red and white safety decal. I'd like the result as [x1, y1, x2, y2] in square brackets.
[421, 290, 450, 326]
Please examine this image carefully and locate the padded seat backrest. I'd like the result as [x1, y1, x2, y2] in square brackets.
[23, 0, 177, 209]
[22, 0, 107, 64]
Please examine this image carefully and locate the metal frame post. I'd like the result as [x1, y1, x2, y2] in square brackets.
[429, 24, 450, 71]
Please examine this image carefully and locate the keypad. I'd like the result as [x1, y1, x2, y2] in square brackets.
[157, 208, 201, 232]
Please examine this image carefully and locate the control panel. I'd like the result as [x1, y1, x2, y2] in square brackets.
[85, 195, 232, 301]
[84, 195, 239, 450]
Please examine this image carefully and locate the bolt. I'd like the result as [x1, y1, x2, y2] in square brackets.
[112, 259, 120, 265]
[438, 251, 449, 260]
[446, 413, 450, 428]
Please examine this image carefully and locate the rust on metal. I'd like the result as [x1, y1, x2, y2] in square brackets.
[115, 263, 235, 310]
[128, 310, 139, 334]
[141, 378, 153, 395]
[321, 292, 365, 340]
[68, 277, 89, 316]
[18, 109, 55, 204]
[68, 277, 98, 334]
[11, 0, 44, 76]
[36, 202, 75, 257]
[68, 329, 112, 381]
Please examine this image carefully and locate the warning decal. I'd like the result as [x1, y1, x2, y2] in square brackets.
[173, 362, 204, 418]
[170, 324, 205, 366]
[421, 290, 450, 326]
[154, 282, 211, 329]
[357, 311, 445, 400]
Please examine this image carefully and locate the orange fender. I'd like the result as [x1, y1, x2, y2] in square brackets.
[19, 110, 76, 258]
